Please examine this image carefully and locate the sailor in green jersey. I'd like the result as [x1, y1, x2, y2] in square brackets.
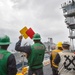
[15, 33, 46, 75]
[0, 35, 17, 75]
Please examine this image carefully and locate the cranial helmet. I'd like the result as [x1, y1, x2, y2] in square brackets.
[57, 42, 62, 47]
[62, 41, 70, 46]
[0, 35, 11, 45]
[32, 33, 41, 40]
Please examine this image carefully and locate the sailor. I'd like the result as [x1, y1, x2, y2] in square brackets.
[15, 33, 46, 75]
[54, 41, 75, 75]
[50, 42, 63, 75]
[0, 35, 17, 75]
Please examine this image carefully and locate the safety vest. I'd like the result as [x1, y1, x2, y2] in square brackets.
[51, 49, 62, 68]
[58, 50, 75, 75]
[0, 49, 11, 75]
[28, 43, 45, 69]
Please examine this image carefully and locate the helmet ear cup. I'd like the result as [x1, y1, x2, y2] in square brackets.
[32, 33, 41, 40]
[0, 35, 11, 45]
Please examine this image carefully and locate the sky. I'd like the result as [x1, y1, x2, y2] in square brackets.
[0, 0, 71, 50]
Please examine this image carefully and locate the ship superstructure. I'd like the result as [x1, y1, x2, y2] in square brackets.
[61, 0, 75, 51]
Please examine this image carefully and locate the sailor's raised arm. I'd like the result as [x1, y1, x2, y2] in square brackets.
[15, 35, 23, 51]
[15, 35, 31, 56]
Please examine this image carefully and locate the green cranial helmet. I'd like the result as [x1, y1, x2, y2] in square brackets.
[33, 33, 41, 40]
[0, 35, 11, 45]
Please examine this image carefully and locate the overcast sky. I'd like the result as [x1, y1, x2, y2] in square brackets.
[0, 0, 70, 50]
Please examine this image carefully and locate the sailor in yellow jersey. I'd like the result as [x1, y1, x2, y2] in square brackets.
[50, 42, 63, 75]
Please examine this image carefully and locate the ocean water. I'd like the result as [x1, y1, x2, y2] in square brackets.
[13, 52, 50, 70]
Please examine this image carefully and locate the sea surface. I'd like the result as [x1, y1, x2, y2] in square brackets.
[13, 52, 52, 75]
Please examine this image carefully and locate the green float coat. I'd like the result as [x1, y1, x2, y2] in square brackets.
[28, 43, 45, 69]
[0, 49, 11, 75]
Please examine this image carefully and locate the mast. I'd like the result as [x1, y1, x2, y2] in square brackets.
[61, 0, 75, 51]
